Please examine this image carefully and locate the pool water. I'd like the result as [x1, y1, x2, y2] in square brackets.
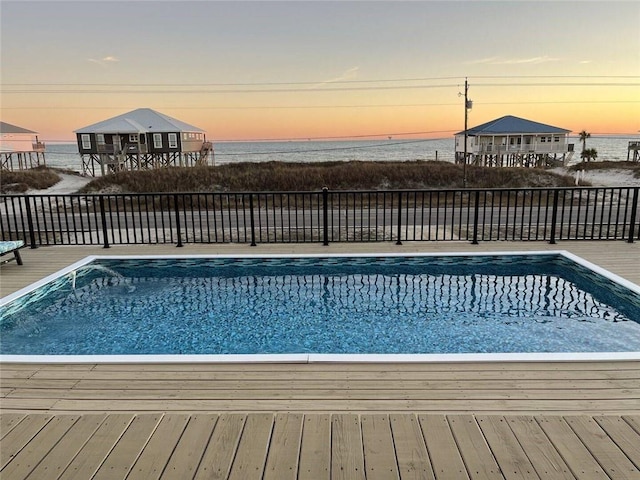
[1, 254, 639, 356]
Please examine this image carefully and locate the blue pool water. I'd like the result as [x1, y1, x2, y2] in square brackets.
[1, 254, 639, 356]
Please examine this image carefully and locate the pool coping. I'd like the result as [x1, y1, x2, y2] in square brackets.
[2, 250, 639, 364]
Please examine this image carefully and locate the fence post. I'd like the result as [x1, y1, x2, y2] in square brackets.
[24, 196, 37, 249]
[396, 191, 403, 245]
[628, 187, 639, 244]
[173, 194, 183, 247]
[322, 187, 329, 246]
[549, 189, 560, 245]
[249, 194, 257, 246]
[472, 190, 480, 245]
[99, 196, 110, 248]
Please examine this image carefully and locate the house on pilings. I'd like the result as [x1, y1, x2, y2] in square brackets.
[0, 121, 46, 171]
[455, 115, 574, 168]
[75, 108, 214, 176]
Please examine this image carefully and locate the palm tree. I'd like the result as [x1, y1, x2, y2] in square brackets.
[578, 130, 591, 153]
[580, 148, 598, 162]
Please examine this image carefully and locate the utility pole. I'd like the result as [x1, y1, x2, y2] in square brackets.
[462, 78, 472, 188]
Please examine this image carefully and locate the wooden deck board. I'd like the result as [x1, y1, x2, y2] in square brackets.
[2, 413, 640, 480]
[298, 414, 331, 480]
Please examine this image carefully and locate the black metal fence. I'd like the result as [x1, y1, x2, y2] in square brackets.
[1, 186, 638, 248]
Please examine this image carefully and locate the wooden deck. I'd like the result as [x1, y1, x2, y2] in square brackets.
[1, 241, 639, 478]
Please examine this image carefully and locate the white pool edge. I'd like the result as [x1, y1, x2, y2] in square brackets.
[1, 352, 639, 364]
[2, 250, 639, 364]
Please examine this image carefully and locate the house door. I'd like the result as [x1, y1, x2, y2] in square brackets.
[113, 135, 122, 153]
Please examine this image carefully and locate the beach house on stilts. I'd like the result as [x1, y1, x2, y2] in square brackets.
[75, 108, 214, 176]
[0, 121, 46, 171]
[455, 115, 574, 168]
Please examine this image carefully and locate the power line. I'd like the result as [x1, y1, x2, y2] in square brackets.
[2, 75, 637, 87]
[2, 100, 638, 111]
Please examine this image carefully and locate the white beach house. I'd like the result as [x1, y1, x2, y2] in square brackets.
[0, 121, 46, 171]
[455, 115, 574, 168]
[75, 108, 213, 176]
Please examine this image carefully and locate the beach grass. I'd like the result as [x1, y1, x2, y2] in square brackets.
[0, 166, 61, 193]
[73, 160, 578, 194]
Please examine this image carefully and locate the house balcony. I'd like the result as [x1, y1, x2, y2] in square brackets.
[476, 144, 569, 155]
[32, 142, 45, 152]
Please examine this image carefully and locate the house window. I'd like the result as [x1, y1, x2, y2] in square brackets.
[554, 136, 560, 142]
[96, 134, 105, 144]
[168, 133, 178, 148]
[81, 134, 91, 149]
[129, 134, 139, 142]
[541, 137, 546, 143]
[153, 133, 163, 148]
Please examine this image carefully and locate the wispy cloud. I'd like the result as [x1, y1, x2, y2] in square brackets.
[312, 66, 360, 88]
[468, 56, 560, 65]
[88, 55, 120, 67]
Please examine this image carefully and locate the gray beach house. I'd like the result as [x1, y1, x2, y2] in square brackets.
[455, 115, 574, 168]
[0, 121, 46, 171]
[75, 108, 213, 176]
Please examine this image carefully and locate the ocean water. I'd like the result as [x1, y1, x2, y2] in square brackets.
[42, 136, 639, 173]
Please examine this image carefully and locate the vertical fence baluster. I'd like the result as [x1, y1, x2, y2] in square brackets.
[472, 190, 480, 245]
[99, 195, 110, 248]
[396, 191, 402, 245]
[322, 187, 329, 246]
[249, 194, 257, 246]
[24, 196, 37, 248]
[628, 187, 638, 244]
[549, 189, 560, 244]
[174, 193, 183, 247]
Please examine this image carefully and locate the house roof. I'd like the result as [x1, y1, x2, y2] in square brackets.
[0, 121, 37, 135]
[456, 115, 570, 136]
[74, 108, 205, 134]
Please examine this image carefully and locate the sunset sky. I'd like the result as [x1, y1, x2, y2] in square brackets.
[1, 0, 638, 142]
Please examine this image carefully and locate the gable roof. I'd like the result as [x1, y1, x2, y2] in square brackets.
[456, 115, 570, 136]
[0, 121, 37, 135]
[74, 108, 205, 134]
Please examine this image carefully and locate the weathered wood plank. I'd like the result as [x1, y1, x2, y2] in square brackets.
[419, 414, 470, 480]
[128, 413, 190, 480]
[10, 387, 639, 401]
[623, 415, 640, 435]
[1, 415, 79, 480]
[44, 397, 640, 414]
[0, 413, 25, 439]
[161, 414, 218, 480]
[505, 416, 574, 480]
[194, 414, 245, 480]
[298, 414, 331, 480]
[21, 414, 106, 480]
[475, 415, 539, 479]
[331, 414, 366, 480]
[361, 414, 399, 480]
[535, 417, 609, 479]
[26, 367, 640, 381]
[593, 416, 640, 469]
[228, 413, 274, 480]
[447, 415, 503, 480]
[0, 414, 52, 469]
[389, 414, 435, 480]
[563, 416, 640, 480]
[91, 413, 162, 480]
[57, 413, 134, 480]
[263, 413, 303, 480]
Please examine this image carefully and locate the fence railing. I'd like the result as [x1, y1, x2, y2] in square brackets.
[1, 187, 638, 248]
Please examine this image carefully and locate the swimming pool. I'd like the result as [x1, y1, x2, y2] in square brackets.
[1, 251, 639, 362]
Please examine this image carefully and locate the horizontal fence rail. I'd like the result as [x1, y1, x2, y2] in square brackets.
[1, 187, 638, 248]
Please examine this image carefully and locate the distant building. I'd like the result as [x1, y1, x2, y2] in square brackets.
[74, 108, 214, 176]
[0, 121, 46, 171]
[455, 115, 574, 167]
